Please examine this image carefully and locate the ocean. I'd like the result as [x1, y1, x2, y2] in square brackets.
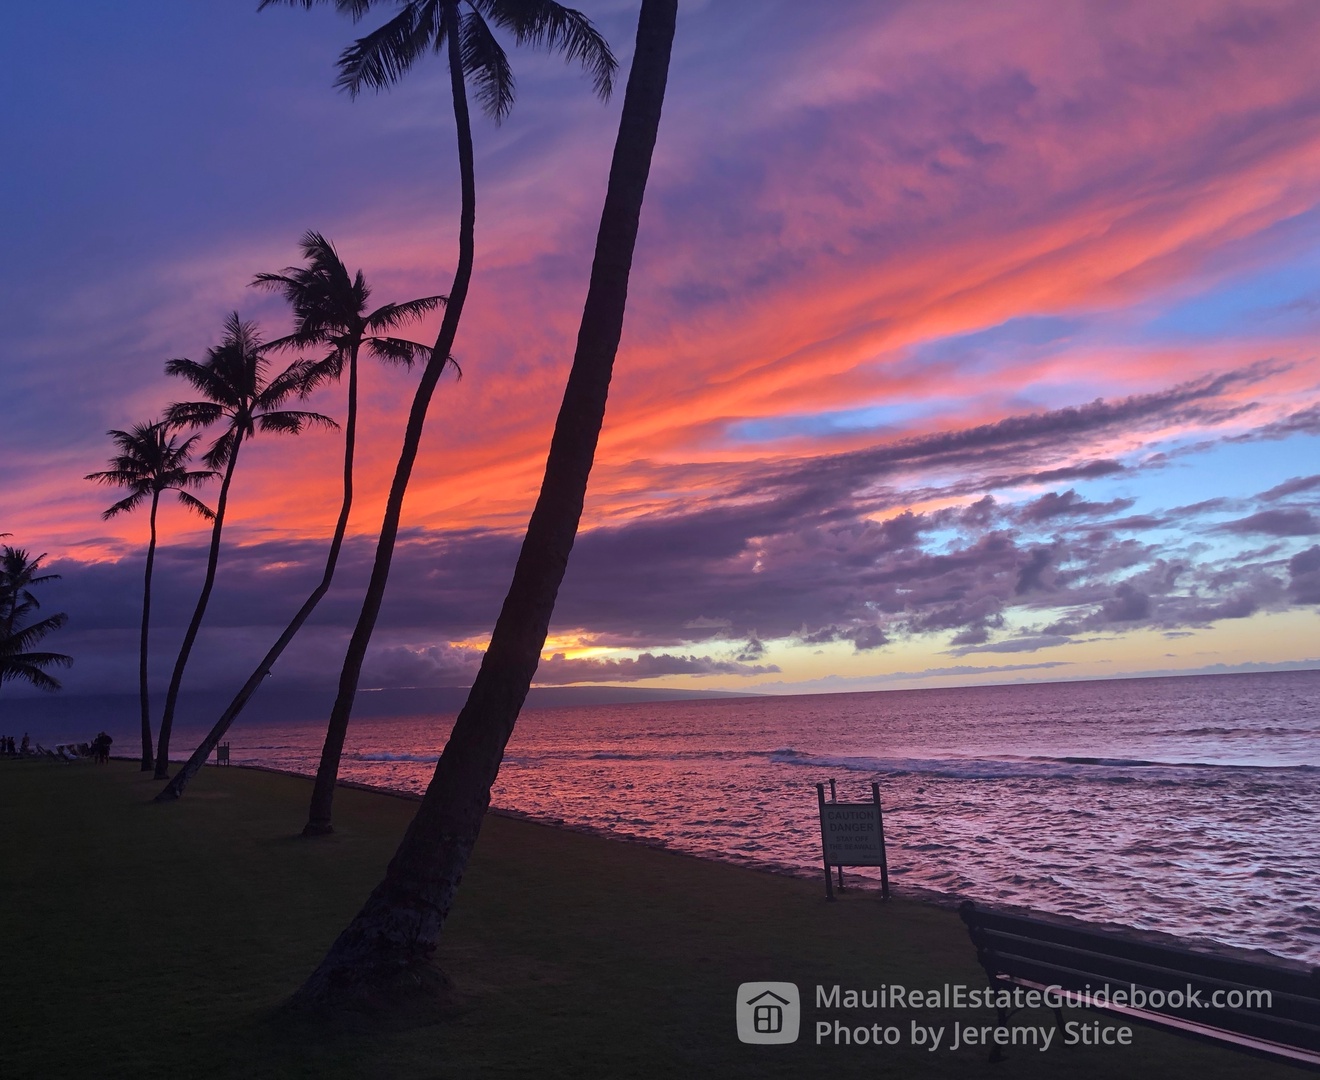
[200, 668, 1320, 965]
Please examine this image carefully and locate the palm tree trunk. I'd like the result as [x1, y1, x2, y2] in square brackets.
[154, 438, 243, 779]
[139, 492, 160, 771]
[156, 351, 362, 801]
[288, 0, 676, 1006]
[302, 0, 477, 836]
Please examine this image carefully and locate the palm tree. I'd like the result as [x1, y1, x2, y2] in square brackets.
[289, 0, 676, 1008]
[1, 547, 73, 697]
[155, 235, 444, 800]
[153, 313, 335, 779]
[259, 0, 617, 835]
[86, 423, 216, 771]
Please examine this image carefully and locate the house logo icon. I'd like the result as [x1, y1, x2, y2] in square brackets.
[736, 982, 800, 1044]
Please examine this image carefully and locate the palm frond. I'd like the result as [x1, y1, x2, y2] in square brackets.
[364, 294, 446, 332]
[90, 425, 216, 511]
[254, 234, 370, 347]
[165, 357, 231, 403]
[251, 270, 299, 294]
[257, 0, 377, 19]
[5, 612, 69, 652]
[175, 491, 216, 520]
[460, 9, 516, 120]
[100, 490, 150, 519]
[256, 410, 339, 435]
[204, 428, 238, 471]
[352, 267, 371, 307]
[1, 550, 59, 601]
[336, 1, 444, 96]
[365, 336, 434, 367]
[217, 314, 267, 379]
[260, 357, 333, 407]
[164, 400, 226, 430]
[84, 466, 146, 489]
[180, 466, 219, 489]
[305, 349, 348, 386]
[472, 0, 615, 100]
[0, 661, 67, 692]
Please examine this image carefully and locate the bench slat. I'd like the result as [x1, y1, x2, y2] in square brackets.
[977, 949, 1320, 1051]
[972, 927, 1320, 1027]
[961, 901, 1320, 1067]
[997, 974, 1320, 1070]
[966, 905, 1319, 998]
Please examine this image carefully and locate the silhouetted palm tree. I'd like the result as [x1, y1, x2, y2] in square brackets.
[289, 0, 675, 1008]
[156, 236, 443, 800]
[1, 547, 73, 697]
[86, 423, 216, 771]
[260, 0, 617, 835]
[154, 313, 335, 779]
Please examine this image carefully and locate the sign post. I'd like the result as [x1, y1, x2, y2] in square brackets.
[816, 779, 890, 901]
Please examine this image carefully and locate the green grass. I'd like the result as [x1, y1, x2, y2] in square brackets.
[0, 758, 1308, 1079]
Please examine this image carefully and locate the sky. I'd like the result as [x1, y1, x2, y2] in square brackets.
[2, 0, 1319, 702]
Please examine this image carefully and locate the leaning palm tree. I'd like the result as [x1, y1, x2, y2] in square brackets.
[260, 0, 617, 835]
[86, 423, 216, 771]
[155, 236, 444, 800]
[0, 547, 73, 699]
[289, 0, 676, 1008]
[154, 313, 335, 779]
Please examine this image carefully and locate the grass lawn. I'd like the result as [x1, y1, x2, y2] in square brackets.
[0, 757, 1309, 1079]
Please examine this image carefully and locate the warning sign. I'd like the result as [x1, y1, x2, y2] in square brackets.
[820, 802, 886, 866]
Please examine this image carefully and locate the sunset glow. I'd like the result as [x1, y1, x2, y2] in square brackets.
[4, 0, 1319, 701]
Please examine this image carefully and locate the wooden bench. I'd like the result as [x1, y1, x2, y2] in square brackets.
[960, 900, 1320, 1068]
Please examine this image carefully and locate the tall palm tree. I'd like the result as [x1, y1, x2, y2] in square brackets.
[155, 235, 444, 800]
[260, 0, 617, 835]
[154, 313, 335, 779]
[0, 547, 73, 697]
[289, 0, 676, 1007]
[86, 423, 216, 771]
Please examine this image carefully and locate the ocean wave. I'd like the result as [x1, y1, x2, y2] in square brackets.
[764, 750, 1317, 781]
[476, 743, 1318, 779]
[352, 751, 438, 763]
[1132, 726, 1318, 738]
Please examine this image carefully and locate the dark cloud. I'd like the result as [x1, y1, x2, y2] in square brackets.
[950, 634, 1076, 656]
[1098, 583, 1151, 623]
[1290, 545, 1320, 604]
[744, 368, 1274, 511]
[359, 642, 484, 689]
[848, 625, 890, 651]
[1216, 509, 1320, 537]
[1017, 489, 1136, 523]
[1260, 474, 1320, 500]
[535, 652, 779, 684]
[1229, 402, 1320, 442]
[1013, 543, 1056, 594]
[27, 366, 1320, 696]
[735, 635, 766, 661]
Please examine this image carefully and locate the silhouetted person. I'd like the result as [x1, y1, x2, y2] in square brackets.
[93, 732, 112, 764]
[20, 733, 30, 755]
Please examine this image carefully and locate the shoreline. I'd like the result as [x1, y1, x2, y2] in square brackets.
[12, 757, 1310, 1078]
[129, 754, 1316, 973]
